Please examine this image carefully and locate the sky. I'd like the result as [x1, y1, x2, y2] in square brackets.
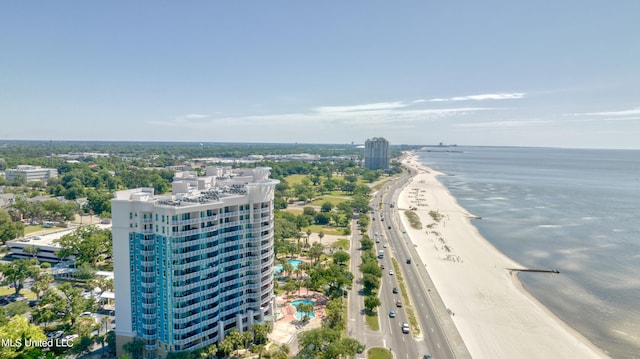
[1, 1, 639, 149]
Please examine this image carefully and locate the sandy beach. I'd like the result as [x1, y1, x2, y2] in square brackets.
[397, 152, 609, 359]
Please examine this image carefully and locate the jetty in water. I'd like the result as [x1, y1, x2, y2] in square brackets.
[507, 268, 560, 274]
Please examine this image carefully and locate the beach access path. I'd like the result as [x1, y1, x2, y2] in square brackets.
[397, 152, 609, 359]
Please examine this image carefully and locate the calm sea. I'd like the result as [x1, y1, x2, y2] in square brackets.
[416, 147, 640, 359]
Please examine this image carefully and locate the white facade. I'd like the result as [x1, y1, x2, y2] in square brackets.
[5, 165, 58, 182]
[111, 167, 278, 357]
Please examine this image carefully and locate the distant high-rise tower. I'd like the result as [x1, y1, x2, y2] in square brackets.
[111, 167, 278, 357]
[364, 137, 390, 170]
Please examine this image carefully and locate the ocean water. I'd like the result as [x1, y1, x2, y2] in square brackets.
[416, 147, 640, 359]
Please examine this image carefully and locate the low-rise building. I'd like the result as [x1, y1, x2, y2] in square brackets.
[5, 165, 58, 183]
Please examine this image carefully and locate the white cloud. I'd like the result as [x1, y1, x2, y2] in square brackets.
[580, 107, 640, 117]
[456, 119, 551, 128]
[183, 113, 209, 119]
[313, 101, 407, 113]
[148, 106, 491, 130]
[426, 92, 526, 102]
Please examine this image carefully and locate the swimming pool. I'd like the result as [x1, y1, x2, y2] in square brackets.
[291, 299, 315, 320]
[274, 259, 304, 274]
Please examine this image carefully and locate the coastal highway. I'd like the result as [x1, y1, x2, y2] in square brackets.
[353, 169, 470, 359]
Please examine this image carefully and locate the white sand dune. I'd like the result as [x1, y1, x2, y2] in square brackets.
[397, 152, 609, 359]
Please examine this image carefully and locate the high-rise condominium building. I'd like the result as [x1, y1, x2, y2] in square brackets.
[364, 137, 390, 170]
[111, 167, 279, 358]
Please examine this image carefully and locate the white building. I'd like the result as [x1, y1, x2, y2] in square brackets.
[5, 165, 58, 182]
[111, 167, 278, 358]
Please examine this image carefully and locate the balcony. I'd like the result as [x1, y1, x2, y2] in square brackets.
[173, 217, 202, 226]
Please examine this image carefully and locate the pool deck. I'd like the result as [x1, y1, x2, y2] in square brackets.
[269, 291, 329, 350]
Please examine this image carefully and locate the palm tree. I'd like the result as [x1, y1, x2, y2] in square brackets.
[293, 232, 302, 255]
[318, 230, 325, 244]
[282, 262, 294, 278]
[268, 344, 290, 359]
[101, 315, 110, 334]
[254, 344, 268, 359]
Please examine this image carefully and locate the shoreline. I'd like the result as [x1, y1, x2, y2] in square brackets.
[397, 152, 609, 359]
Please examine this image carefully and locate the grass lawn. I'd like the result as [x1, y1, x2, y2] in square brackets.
[309, 195, 350, 207]
[0, 287, 37, 300]
[391, 258, 420, 335]
[303, 225, 344, 236]
[331, 239, 350, 250]
[365, 311, 379, 330]
[371, 179, 391, 191]
[367, 347, 393, 359]
[283, 174, 309, 185]
[282, 208, 304, 215]
[24, 225, 45, 235]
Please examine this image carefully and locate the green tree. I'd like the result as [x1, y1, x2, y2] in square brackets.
[332, 251, 350, 265]
[324, 298, 345, 329]
[0, 316, 47, 359]
[362, 273, 380, 294]
[0, 259, 39, 295]
[122, 337, 145, 359]
[295, 302, 315, 322]
[0, 209, 20, 244]
[267, 343, 290, 359]
[251, 323, 271, 345]
[325, 338, 365, 359]
[22, 245, 40, 259]
[320, 201, 333, 213]
[56, 283, 94, 326]
[70, 335, 94, 356]
[31, 272, 53, 300]
[5, 301, 29, 317]
[360, 237, 374, 251]
[56, 225, 112, 265]
[309, 242, 324, 264]
[296, 327, 340, 359]
[364, 295, 381, 313]
[74, 262, 97, 280]
[314, 213, 330, 225]
[105, 330, 116, 355]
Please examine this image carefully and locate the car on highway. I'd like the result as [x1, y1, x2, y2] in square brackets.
[423, 355, 432, 359]
[396, 300, 402, 307]
[389, 310, 396, 318]
[389, 270, 394, 275]
[406, 258, 411, 264]
[380, 264, 385, 269]
[383, 243, 387, 248]
[392, 287, 398, 294]
[401, 322, 410, 334]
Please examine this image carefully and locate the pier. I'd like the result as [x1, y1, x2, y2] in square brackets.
[506, 268, 560, 274]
